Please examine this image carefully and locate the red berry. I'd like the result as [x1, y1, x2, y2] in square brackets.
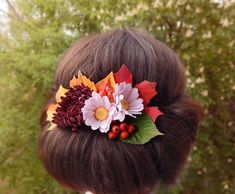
[120, 122, 128, 131]
[120, 131, 129, 139]
[127, 124, 136, 133]
[108, 131, 117, 139]
[112, 125, 120, 134]
[99, 90, 106, 97]
[107, 91, 114, 99]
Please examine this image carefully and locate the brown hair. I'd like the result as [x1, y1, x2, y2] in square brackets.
[39, 28, 203, 194]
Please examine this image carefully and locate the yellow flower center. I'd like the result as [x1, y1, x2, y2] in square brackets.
[95, 107, 109, 121]
[121, 99, 129, 110]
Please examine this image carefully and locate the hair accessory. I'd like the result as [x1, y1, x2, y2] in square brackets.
[46, 64, 164, 144]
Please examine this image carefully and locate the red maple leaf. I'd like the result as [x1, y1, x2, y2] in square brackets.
[114, 65, 163, 122]
[114, 64, 133, 84]
[135, 80, 157, 106]
[135, 80, 163, 121]
[144, 107, 163, 122]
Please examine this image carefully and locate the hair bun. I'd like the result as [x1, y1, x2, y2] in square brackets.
[39, 28, 203, 194]
[154, 93, 203, 184]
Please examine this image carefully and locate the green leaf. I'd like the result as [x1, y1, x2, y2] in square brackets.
[121, 113, 164, 145]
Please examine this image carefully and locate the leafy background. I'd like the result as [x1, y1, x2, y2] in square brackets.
[0, 0, 234, 194]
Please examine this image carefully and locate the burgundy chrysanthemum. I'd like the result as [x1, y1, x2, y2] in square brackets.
[52, 84, 92, 131]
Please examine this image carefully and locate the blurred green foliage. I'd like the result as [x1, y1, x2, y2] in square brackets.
[0, 0, 234, 194]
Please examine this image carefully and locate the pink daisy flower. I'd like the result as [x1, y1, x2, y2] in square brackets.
[113, 82, 144, 122]
[81, 92, 116, 133]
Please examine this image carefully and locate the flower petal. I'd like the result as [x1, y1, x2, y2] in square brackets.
[128, 104, 144, 111]
[99, 126, 110, 133]
[82, 111, 95, 119]
[127, 88, 139, 102]
[129, 98, 144, 109]
[128, 111, 142, 115]
[109, 106, 117, 115]
[121, 83, 133, 99]
[82, 90, 115, 133]
[126, 112, 136, 118]
[100, 120, 109, 129]
[86, 118, 99, 129]
[113, 82, 145, 119]
[103, 96, 111, 109]
[91, 121, 100, 130]
[118, 112, 125, 122]
[92, 91, 101, 100]
[85, 98, 98, 107]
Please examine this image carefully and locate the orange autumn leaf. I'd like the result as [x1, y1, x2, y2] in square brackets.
[69, 75, 80, 87]
[56, 85, 68, 103]
[70, 71, 97, 91]
[46, 104, 59, 131]
[95, 72, 116, 92]
[46, 104, 58, 121]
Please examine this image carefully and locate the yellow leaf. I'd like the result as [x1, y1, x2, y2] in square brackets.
[81, 74, 97, 91]
[69, 71, 83, 87]
[56, 85, 68, 103]
[47, 123, 57, 131]
[96, 72, 116, 92]
[46, 104, 58, 121]
[70, 71, 97, 91]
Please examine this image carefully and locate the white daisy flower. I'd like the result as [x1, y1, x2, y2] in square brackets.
[81, 92, 116, 133]
[113, 82, 144, 122]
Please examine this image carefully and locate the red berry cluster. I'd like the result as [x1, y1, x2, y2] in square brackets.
[108, 122, 136, 140]
[99, 85, 114, 100]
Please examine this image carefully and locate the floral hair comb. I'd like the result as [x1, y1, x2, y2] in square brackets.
[46, 64, 163, 144]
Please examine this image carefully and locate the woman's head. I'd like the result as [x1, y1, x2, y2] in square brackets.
[39, 28, 203, 194]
